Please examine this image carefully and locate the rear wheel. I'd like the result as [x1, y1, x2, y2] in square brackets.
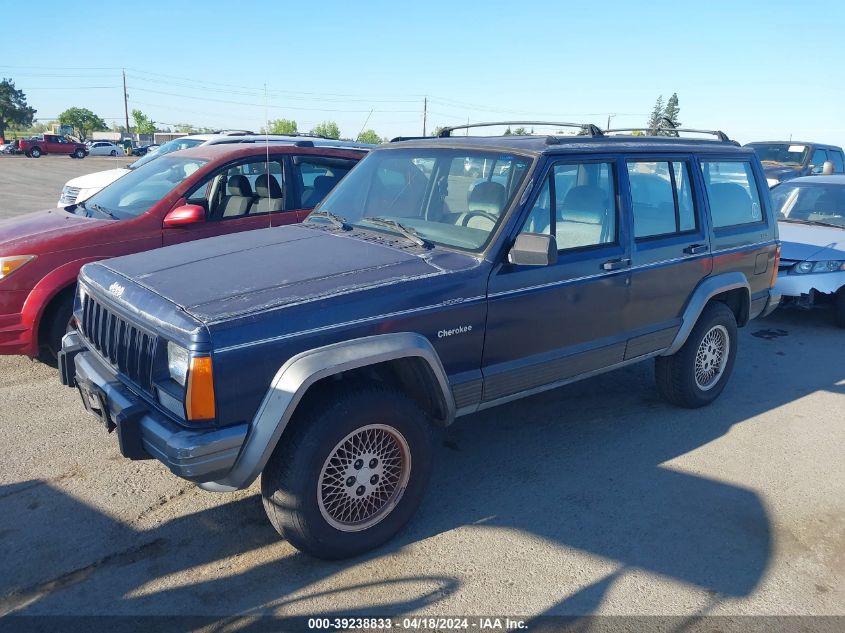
[109, 149, 117, 156]
[834, 288, 845, 329]
[655, 301, 738, 408]
[261, 383, 433, 559]
[30, 147, 41, 158]
[38, 292, 75, 366]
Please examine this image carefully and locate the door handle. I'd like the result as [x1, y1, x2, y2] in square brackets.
[684, 244, 709, 255]
[602, 258, 631, 271]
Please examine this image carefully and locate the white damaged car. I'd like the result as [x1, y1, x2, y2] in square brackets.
[771, 175, 845, 327]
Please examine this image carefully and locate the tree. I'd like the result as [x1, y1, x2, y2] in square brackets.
[662, 93, 681, 136]
[58, 107, 107, 141]
[503, 126, 513, 136]
[431, 126, 447, 137]
[131, 109, 156, 136]
[0, 78, 36, 138]
[310, 121, 340, 139]
[356, 129, 382, 144]
[646, 95, 665, 135]
[261, 118, 298, 135]
[512, 127, 529, 135]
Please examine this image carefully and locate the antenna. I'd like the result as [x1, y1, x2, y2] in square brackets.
[264, 82, 271, 229]
[358, 109, 373, 142]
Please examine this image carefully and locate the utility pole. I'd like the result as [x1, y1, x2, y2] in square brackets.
[122, 69, 130, 139]
[422, 96, 427, 136]
[606, 113, 615, 130]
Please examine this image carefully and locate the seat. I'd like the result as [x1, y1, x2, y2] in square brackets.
[302, 175, 338, 208]
[557, 185, 609, 248]
[219, 175, 254, 218]
[456, 181, 507, 229]
[254, 174, 283, 213]
[708, 183, 752, 227]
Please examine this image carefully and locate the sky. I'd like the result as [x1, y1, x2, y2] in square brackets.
[2, 0, 844, 146]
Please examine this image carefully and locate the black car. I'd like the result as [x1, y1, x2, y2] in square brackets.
[61, 122, 781, 559]
[745, 141, 845, 187]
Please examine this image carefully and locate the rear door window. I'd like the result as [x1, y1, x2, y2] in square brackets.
[700, 161, 764, 228]
[294, 157, 357, 208]
[627, 161, 697, 238]
[829, 151, 844, 173]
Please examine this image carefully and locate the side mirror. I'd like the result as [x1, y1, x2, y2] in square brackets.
[822, 160, 835, 176]
[163, 204, 205, 227]
[508, 233, 557, 266]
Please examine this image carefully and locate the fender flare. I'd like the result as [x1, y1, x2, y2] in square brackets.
[22, 256, 108, 348]
[206, 332, 455, 491]
[662, 272, 750, 356]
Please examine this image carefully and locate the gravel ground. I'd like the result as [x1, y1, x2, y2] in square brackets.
[0, 158, 842, 626]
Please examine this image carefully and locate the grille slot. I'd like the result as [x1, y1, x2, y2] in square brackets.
[80, 292, 157, 391]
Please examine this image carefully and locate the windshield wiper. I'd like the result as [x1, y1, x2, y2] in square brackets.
[87, 202, 118, 220]
[361, 217, 431, 248]
[307, 210, 351, 230]
[780, 217, 845, 229]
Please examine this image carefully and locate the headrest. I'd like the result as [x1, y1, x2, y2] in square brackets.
[468, 181, 507, 215]
[255, 174, 282, 198]
[560, 185, 608, 223]
[312, 175, 337, 194]
[227, 174, 252, 197]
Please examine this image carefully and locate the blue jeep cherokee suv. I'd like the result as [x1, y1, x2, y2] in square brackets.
[60, 122, 781, 559]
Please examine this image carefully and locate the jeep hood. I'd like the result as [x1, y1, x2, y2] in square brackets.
[0, 208, 110, 253]
[778, 221, 845, 261]
[96, 225, 474, 323]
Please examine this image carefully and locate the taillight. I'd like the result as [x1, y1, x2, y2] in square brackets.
[185, 356, 216, 421]
[770, 244, 781, 289]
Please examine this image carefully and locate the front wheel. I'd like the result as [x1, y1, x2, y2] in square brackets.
[655, 301, 738, 408]
[261, 384, 433, 559]
[109, 149, 117, 156]
[38, 292, 75, 366]
[74, 148, 86, 159]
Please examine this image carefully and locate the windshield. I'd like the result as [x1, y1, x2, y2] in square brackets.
[313, 148, 533, 251]
[748, 143, 809, 166]
[130, 137, 206, 169]
[83, 156, 207, 219]
[772, 183, 845, 227]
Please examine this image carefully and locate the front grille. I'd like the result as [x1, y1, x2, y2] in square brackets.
[60, 187, 80, 205]
[80, 292, 157, 391]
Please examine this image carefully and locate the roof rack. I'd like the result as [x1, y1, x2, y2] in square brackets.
[605, 127, 732, 142]
[437, 121, 604, 138]
[389, 136, 429, 143]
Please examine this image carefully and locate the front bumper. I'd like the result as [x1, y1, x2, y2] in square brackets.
[60, 331, 248, 484]
[0, 312, 36, 356]
[775, 270, 845, 299]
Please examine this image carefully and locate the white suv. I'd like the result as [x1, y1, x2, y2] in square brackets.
[57, 133, 370, 207]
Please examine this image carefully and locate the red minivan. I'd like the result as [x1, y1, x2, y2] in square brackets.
[0, 142, 366, 362]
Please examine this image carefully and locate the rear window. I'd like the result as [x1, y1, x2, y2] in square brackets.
[700, 161, 764, 228]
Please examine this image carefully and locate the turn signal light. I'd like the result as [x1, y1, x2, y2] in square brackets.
[185, 356, 216, 421]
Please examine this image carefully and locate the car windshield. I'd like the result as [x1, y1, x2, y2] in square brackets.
[82, 156, 207, 220]
[748, 143, 809, 166]
[772, 183, 845, 227]
[313, 148, 533, 251]
[130, 137, 206, 169]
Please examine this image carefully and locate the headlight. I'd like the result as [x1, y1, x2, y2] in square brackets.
[0, 255, 36, 280]
[167, 341, 190, 387]
[766, 177, 780, 188]
[790, 260, 845, 274]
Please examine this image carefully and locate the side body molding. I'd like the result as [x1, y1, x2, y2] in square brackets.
[662, 272, 750, 356]
[204, 332, 455, 491]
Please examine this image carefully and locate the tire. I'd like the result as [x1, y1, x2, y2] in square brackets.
[261, 383, 433, 559]
[834, 288, 845, 329]
[38, 292, 75, 366]
[109, 149, 117, 156]
[655, 301, 738, 408]
[30, 147, 41, 158]
[75, 148, 86, 159]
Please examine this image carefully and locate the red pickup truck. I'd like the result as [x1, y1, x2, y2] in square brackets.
[19, 134, 88, 159]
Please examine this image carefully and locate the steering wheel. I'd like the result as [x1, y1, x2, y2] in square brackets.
[460, 210, 499, 227]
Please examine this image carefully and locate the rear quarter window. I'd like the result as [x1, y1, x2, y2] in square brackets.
[700, 160, 764, 228]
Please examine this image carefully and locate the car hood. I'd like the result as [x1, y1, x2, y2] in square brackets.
[778, 221, 845, 261]
[97, 225, 477, 323]
[65, 167, 131, 189]
[0, 208, 109, 253]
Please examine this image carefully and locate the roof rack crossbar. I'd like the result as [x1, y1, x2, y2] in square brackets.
[605, 127, 732, 142]
[437, 121, 603, 138]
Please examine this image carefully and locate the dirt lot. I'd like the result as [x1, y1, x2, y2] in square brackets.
[0, 158, 842, 625]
